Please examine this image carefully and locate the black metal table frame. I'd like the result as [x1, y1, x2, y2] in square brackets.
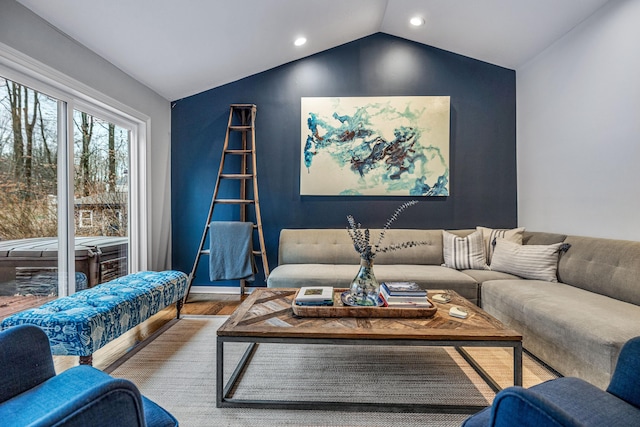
[216, 335, 523, 414]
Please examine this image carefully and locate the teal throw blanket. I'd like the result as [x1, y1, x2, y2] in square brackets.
[209, 221, 255, 282]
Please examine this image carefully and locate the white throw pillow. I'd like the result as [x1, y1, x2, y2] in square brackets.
[477, 226, 525, 264]
[442, 230, 488, 270]
[490, 239, 563, 282]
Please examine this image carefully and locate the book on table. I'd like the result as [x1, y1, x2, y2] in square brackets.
[295, 286, 334, 306]
[379, 282, 432, 308]
[380, 282, 427, 297]
[379, 290, 433, 308]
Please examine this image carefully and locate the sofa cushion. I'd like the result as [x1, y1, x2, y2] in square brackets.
[477, 226, 525, 264]
[374, 265, 478, 302]
[461, 269, 521, 283]
[278, 229, 446, 265]
[490, 239, 563, 282]
[267, 264, 358, 288]
[442, 230, 488, 270]
[558, 236, 640, 306]
[373, 229, 445, 265]
[278, 229, 358, 265]
[481, 279, 640, 389]
[523, 231, 567, 246]
[267, 264, 479, 304]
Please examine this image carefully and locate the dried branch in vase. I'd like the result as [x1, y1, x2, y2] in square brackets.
[346, 200, 429, 261]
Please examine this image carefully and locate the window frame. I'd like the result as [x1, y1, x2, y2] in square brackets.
[78, 210, 94, 228]
[0, 42, 148, 296]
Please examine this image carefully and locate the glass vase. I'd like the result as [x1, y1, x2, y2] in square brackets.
[349, 258, 380, 306]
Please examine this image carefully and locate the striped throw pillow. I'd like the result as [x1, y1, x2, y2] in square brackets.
[442, 230, 488, 270]
[490, 239, 563, 282]
[477, 226, 525, 264]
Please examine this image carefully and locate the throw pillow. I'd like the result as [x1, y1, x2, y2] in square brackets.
[490, 239, 563, 282]
[477, 226, 525, 264]
[442, 230, 488, 270]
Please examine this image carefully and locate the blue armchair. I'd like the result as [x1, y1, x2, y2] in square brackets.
[0, 324, 178, 427]
[463, 336, 640, 427]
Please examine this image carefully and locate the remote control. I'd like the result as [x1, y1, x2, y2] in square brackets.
[449, 306, 468, 319]
[432, 293, 452, 304]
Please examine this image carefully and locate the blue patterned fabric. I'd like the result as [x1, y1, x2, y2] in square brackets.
[0, 271, 187, 357]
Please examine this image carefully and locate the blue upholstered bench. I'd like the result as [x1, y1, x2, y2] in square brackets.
[1, 270, 188, 365]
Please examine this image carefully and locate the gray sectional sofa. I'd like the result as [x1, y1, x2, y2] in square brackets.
[267, 229, 482, 304]
[266, 228, 640, 389]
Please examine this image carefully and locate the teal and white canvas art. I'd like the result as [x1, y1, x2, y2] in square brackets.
[300, 96, 450, 196]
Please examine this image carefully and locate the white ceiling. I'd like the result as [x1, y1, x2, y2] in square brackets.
[17, 0, 611, 101]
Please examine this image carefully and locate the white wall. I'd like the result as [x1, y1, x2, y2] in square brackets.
[517, 0, 640, 240]
[0, 0, 172, 269]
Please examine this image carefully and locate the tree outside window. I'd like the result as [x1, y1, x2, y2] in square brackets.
[0, 77, 130, 313]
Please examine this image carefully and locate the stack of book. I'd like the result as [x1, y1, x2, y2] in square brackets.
[295, 286, 334, 306]
[379, 282, 432, 308]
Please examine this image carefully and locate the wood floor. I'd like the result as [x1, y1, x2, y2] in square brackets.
[52, 293, 245, 373]
[0, 295, 56, 319]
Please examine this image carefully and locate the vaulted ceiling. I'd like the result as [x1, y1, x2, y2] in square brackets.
[17, 0, 611, 101]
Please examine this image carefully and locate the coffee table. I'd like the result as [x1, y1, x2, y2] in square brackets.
[217, 288, 522, 413]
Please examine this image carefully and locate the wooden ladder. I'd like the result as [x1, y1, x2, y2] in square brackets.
[183, 104, 269, 302]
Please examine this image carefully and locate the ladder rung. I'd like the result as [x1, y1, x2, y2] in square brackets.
[214, 199, 255, 204]
[206, 222, 259, 228]
[220, 174, 253, 179]
[230, 104, 255, 109]
[229, 125, 252, 131]
[202, 248, 261, 254]
[202, 249, 262, 256]
[225, 149, 252, 155]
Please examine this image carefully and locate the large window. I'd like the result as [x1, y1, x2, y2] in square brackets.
[0, 59, 144, 319]
[72, 109, 130, 284]
[0, 79, 60, 307]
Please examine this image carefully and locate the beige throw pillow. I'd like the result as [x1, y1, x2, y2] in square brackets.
[490, 239, 563, 282]
[442, 230, 488, 270]
[477, 226, 525, 264]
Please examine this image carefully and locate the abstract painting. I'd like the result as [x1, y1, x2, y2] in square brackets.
[300, 96, 450, 196]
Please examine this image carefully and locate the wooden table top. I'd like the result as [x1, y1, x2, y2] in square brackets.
[217, 288, 522, 342]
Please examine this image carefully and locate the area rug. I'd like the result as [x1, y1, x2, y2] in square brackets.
[107, 316, 557, 427]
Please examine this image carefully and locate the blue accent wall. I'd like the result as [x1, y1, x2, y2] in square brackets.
[171, 33, 516, 288]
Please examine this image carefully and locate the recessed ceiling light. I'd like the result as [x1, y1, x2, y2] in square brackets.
[294, 37, 307, 47]
[410, 16, 425, 27]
